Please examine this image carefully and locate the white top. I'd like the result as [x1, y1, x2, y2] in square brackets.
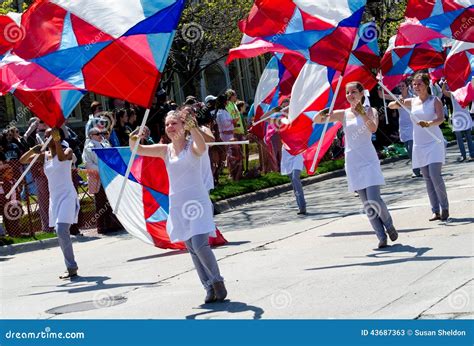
[398, 107, 413, 142]
[215, 109, 234, 141]
[410, 96, 446, 168]
[164, 141, 215, 242]
[451, 95, 473, 132]
[201, 146, 214, 192]
[280, 147, 304, 175]
[43, 155, 79, 227]
[343, 109, 385, 192]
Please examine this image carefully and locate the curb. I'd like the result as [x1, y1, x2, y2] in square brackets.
[214, 140, 458, 213]
[0, 234, 101, 257]
[1, 141, 458, 256]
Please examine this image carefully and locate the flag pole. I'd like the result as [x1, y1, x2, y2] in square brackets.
[207, 140, 249, 146]
[6, 136, 53, 200]
[309, 74, 344, 173]
[379, 75, 388, 125]
[114, 108, 150, 214]
[377, 81, 442, 143]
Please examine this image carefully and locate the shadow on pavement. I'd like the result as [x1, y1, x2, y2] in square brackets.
[323, 228, 430, 238]
[24, 275, 157, 296]
[186, 300, 264, 320]
[306, 244, 472, 271]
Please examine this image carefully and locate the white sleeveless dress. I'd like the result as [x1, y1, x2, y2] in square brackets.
[410, 96, 446, 169]
[343, 109, 385, 192]
[165, 141, 215, 243]
[43, 155, 79, 227]
[451, 95, 472, 132]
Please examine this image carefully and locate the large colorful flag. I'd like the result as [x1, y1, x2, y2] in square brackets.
[381, 35, 446, 90]
[452, 78, 474, 108]
[249, 53, 305, 140]
[280, 23, 378, 160]
[3, 0, 185, 126]
[280, 61, 375, 157]
[396, 0, 474, 45]
[228, 0, 367, 72]
[94, 147, 227, 250]
[444, 40, 474, 91]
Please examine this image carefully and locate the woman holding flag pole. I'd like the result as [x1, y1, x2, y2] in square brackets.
[129, 109, 227, 304]
[314, 81, 398, 248]
[20, 128, 80, 279]
[388, 72, 449, 222]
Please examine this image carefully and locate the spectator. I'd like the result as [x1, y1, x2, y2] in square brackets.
[85, 101, 104, 138]
[82, 127, 122, 234]
[148, 89, 171, 143]
[114, 109, 132, 146]
[226, 89, 246, 174]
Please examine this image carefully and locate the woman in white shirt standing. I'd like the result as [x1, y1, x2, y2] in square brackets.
[314, 82, 398, 248]
[130, 110, 227, 304]
[389, 72, 449, 221]
[441, 82, 474, 162]
[20, 128, 80, 279]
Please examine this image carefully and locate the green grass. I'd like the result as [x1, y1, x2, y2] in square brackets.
[210, 159, 345, 202]
[0, 231, 57, 246]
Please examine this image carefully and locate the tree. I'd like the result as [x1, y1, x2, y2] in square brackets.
[162, 0, 253, 97]
[365, 0, 408, 52]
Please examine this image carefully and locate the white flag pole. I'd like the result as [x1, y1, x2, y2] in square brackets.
[207, 140, 249, 146]
[377, 81, 442, 144]
[6, 136, 53, 200]
[114, 108, 150, 214]
[309, 75, 344, 173]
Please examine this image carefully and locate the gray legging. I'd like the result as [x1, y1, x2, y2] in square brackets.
[56, 223, 77, 270]
[288, 170, 306, 212]
[420, 163, 449, 213]
[404, 140, 421, 176]
[357, 185, 394, 241]
[455, 130, 474, 159]
[185, 233, 223, 292]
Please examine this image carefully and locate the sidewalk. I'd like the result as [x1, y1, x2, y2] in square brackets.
[0, 146, 472, 319]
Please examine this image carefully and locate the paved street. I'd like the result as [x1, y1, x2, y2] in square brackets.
[1, 146, 473, 319]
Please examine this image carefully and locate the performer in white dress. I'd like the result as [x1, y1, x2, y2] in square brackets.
[130, 109, 226, 304]
[20, 128, 80, 279]
[441, 82, 474, 162]
[281, 147, 306, 215]
[315, 81, 398, 248]
[389, 72, 449, 221]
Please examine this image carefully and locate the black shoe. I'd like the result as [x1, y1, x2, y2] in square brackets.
[204, 289, 216, 304]
[429, 213, 441, 221]
[212, 281, 227, 302]
[297, 210, 307, 215]
[457, 156, 466, 163]
[440, 209, 449, 221]
[378, 239, 388, 248]
[59, 268, 78, 279]
[386, 226, 398, 242]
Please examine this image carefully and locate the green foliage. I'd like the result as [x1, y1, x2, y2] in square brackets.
[210, 159, 346, 202]
[163, 0, 253, 95]
[0, 232, 57, 246]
